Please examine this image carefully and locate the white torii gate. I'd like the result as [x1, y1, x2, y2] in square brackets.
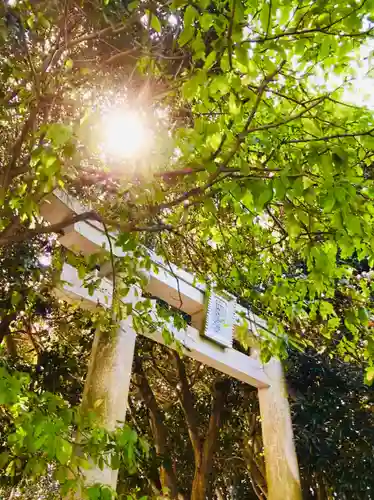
[40, 191, 302, 500]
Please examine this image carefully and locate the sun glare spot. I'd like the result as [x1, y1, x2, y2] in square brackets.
[168, 14, 178, 26]
[100, 108, 153, 160]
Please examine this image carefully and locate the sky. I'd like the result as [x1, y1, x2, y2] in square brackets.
[326, 39, 374, 109]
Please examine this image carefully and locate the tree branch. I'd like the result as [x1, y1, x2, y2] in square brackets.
[245, 96, 325, 135]
[286, 127, 374, 143]
[191, 379, 231, 500]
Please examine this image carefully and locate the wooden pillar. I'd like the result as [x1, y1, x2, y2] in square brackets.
[257, 357, 302, 500]
[81, 316, 136, 488]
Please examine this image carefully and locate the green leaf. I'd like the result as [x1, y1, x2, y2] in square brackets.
[191, 32, 205, 60]
[320, 40, 331, 59]
[65, 58, 74, 70]
[111, 453, 121, 469]
[260, 2, 270, 32]
[47, 124, 72, 148]
[320, 301, 334, 320]
[204, 51, 216, 69]
[279, 5, 292, 25]
[344, 310, 357, 332]
[229, 93, 240, 115]
[38, 15, 51, 30]
[184, 5, 198, 27]
[162, 328, 173, 345]
[56, 439, 72, 465]
[365, 366, 374, 385]
[303, 119, 320, 137]
[138, 436, 150, 457]
[322, 193, 335, 213]
[357, 307, 369, 324]
[201, 13, 214, 31]
[0, 451, 9, 469]
[11, 291, 21, 307]
[27, 16, 35, 29]
[254, 181, 273, 208]
[210, 75, 230, 95]
[150, 14, 162, 33]
[235, 46, 248, 68]
[345, 214, 362, 235]
[207, 132, 222, 150]
[87, 485, 101, 500]
[327, 317, 340, 330]
[220, 50, 230, 71]
[179, 24, 194, 46]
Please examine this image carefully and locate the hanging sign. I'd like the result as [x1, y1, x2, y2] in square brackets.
[203, 290, 237, 348]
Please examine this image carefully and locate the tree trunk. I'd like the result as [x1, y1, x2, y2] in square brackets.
[190, 380, 230, 500]
[5, 334, 18, 359]
[191, 469, 206, 500]
[134, 358, 180, 499]
[0, 312, 17, 344]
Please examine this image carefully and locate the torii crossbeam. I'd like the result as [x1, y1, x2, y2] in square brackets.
[41, 191, 302, 500]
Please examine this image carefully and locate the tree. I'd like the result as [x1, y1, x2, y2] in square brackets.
[1, 0, 374, 371]
[2, 0, 374, 497]
[287, 348, 374, 499]
[0, 239, 149, 498]
[119, 338, 374, 500]
[0, 242, 373, 499]
[122, 336, 265, 500]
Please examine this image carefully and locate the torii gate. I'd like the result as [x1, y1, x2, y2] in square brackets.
[40, 191, 302, 500]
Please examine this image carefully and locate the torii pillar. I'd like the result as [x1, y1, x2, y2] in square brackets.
[257, 356, 302, 499]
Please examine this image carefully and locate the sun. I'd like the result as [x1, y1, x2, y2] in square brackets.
[100, 108, 153, 160]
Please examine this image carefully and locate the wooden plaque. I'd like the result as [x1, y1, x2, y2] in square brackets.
[204, 290, 236, 348]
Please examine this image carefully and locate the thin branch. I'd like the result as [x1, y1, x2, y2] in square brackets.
[227, 0, 236, 70]
[244, 96, 325, 135]
[242, 1, 370, 43]
[243, 63, 285, 132]
[287, 127, 374, 143]
[2, 105, 39, 190]
[133, 357, 179, 498]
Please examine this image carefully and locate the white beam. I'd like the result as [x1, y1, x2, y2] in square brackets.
[58, 264, 270, 388]
[42, 194, 268, 334]
[146, 323, 270, 388]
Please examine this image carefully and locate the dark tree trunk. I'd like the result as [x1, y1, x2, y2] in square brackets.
[134, 357, 180, 499]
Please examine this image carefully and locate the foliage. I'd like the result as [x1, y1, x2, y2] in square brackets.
[0, 360, 148, 498]
[287, 349, 374, 499]
[0, 238, 148, 499]
[0, 241, 373, 499]
[1, 0, 374, 373]
[119, 339, 374, 500]
[1, 0, 374, 497]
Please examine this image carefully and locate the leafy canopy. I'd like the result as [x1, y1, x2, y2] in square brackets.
[1, 4, 374, 497]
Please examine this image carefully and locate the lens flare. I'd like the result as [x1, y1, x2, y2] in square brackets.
[100, 108, 152, 159]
